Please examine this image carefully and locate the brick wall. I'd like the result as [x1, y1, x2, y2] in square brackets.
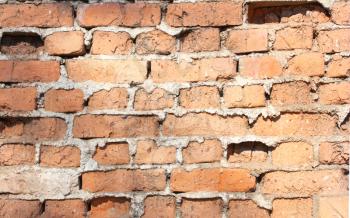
[0, 0, 349, 217]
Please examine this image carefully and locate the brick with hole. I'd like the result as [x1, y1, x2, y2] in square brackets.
[142, 196, 176, 218]
[44, 89, 84, 113]
[0, 144, 35, 166]
[274, 26, 313, 50]
[0, 87, 36, 111]
[40, 145, 80, 168]
[225, 29, 268, 53]
[286, 52, 324, 76]
[327, 56, 350, 78]
[317, 29, 350, 53]
[180, 198, 222, 218]
[223, 85, 265, 108]
[135, 140, 176, 164]
[239, 56, 283, 79]
[134, 88, 175, 111]
[331, 1, 350, 25]
[180, 28, 220, 52]
[272, 142, 313, 166]
[136, 30, 176, 55]
[228, 200, 270, 218]
[90, 197, 130, 218]
[227, 142, 268, 163]
[41, 200, 85, 218]
[319, 196, 348, 218]
[44, 31, 85, 56]
[179, 86, 220, 109]
[270, 81, 312, 106]
[271, 198, 312, 218]
[318, 82, 350, 105]
[182, 139, 222, 164]
[319, 142, 349, 165]
[88, 88, 128, 111]
[91, 31, 133, 55]
[93, 142, 130, 165]
[0, 34, 44, 55]
[0, 199, 41, 218]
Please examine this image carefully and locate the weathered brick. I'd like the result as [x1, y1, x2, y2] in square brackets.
[228, 200, 270, 218]
[143, 196, 176, 218]
[272, 142, 313, 166]
[239, 56, 283, 79]
[318, 82, 350, 104]
[41, 200, 85, 218]
[136, 30, 176, 55]
[0, 3, 73, 27]
[44, 31, 85, 56]
[88, 88, 128, 111]
[223, 85, 265, 108]
[134, 88, 175, 110]
[0, 199, 41, 218]
[180, 28, 220, 52]
[272, 198, 312, 218]
[82, 169, 166, 192]
[163, 113, 248, 137]
[166, 2, 243, 27]
[319, 196, 348, 218]
[327, 56, 350, 78]
[0, 144, 35, 166]
[40, 145, 80, 167]
[135, 140, 176, 164]
[90, 197, 130, 218]
[319, 142, 349, 165]
[93, 142, 130, 165]
[227, 142, 268, 163]
[182, 139, 222, 164]
[0, 60, 60, 82]
[44, 89, 84, 113]
[270, 81, 312, 105]
[77, 3, 161, 27]
[274, 26, 313, 50]
[66, 59, 147, 83]
[73, 115, 159, 138]
[252, 113, 338, 136]
[331, 1, 350, 25]
[0, 87, 36, 111]
[151, 58, 236, 83]
[179, 86, 220, 109]
[261, 170, 348, 196]
[91, 31, 133, 55]
[180, 198, 222, 218]
[286, 52, 324, 76]
[225, 29, 268, 53]
[317, 29, 350, 53]
[170, 168, 256, 192]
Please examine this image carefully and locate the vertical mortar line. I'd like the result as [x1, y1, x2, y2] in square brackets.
[34, 142, 41, 165]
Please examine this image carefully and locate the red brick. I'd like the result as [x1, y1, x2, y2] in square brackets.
[331, 1, 350, 25]
[93, 142, 130, 165]
[44, 31, 85, 56]
[0, 3, 73, 27]
[40, 145, 80, 168]
[41, 200, 85, 218]
[274, 26, 313, 50]
[134, 88, 175, 110]
[286, 52, 324, 76]
[327, 56, 350, 78]
[163, 113, 248, 137]
[170, 168, 256, 192]
[91, 31, 133, 55]
[318, 82, 350, 104]
[239, 56, 283, 79]
[44, 89, 84, 113]
[88, 88, 128, 111]
[90, 197, 130, 218]
[0, 144, 35, 166]
[270, 81, 312, 106]
[319, 142, 349, 165]
[180, 198, 222, 218]
[317, 29, 350, 53]
[0, 87, 36, 111]
[261, 170, 348, 196]
[319, 196, 348, 218]
[252, 113, 338, 136]
[272, 198, 312, 218]
[77, 3, 161, 27]
[0, 199, 41, 218]
[143, 196, 176, 218]
[223, 85, 265, 108]
[179, 86, 220, 109]
[66, 59, 147, 83]
[135, 140, 176, 164]
[227, 142, 268, 163]
[0, 60, 60, 82]
[136, 30, 176, 55]
[82, 169, 166, 192]
[151, 58, 236, 83]
[166, 2, 243, 27]
[180, 28, 220, 52]
[225, 29, 268, 53]
[228, 200, 270, 218]
[73, 115, 159, 138]
[272, 142, 313, 166]
[182, 139, 222, 164]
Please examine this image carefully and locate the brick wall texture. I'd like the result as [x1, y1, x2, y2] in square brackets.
[0, 0, 349, 217]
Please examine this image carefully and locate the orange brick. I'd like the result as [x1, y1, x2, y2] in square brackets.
[319, 142, 349, 165]
[166, 2, 242, 27]
[163, 113, 248, 137]
[0, 60, 60, 82]
[331, 1, 350, 25]
[82, 169, 166, 192]
[270, 81, 312, 105]
[317, 29, 350, 53]
[261, 170, 348, 196]
[151, 58, 236, 83]
[40, 145, 80, 168]
[44, 89, 84, 113]
[136, 30, 176, 55]
[77, 3, 161, 27]
[91, 31, 132, 55]
[41, 200, 85, 218]
[223, 85, 265, 108]
[274, 26, 313, 50]
[45, 31, 85, 56]
[90, 197, 130, 218]
[180, 198, 222, 218]
[272, 198, 312, 218]
[170, 168, 256, 192]
[225, 29, 268, 53]
[327, 56, 350, 78]
[319, 196, 348, 218]
[134, 88, 175, 110]
[66, 59, 147, 83]
[318, 82, 350, 105]
[0, 87, 36, 111]
[135, 140, 176, 164]
[0, 199, 41, 218]
[0, 144, 35, 166]
[239, 56, 283, 79]
[272, 142, 313, 166]
[228, 200, 270, 218]
[179, 86, 220, 109]
[180, 28, 220, 52]
[227, 142, 268, 163]
[286, 52, 324, 76]
[182, 139, 222, 164]
[0, 3, 73, 27]
[143, 196, 176, 218]
[88, 88, 128, 111]
[93, 142, 130, 165]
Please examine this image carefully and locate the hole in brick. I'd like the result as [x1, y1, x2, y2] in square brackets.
[247, 2, 330, 24]
[0, 32, 43, 55]
[227, 141, 268, 163]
